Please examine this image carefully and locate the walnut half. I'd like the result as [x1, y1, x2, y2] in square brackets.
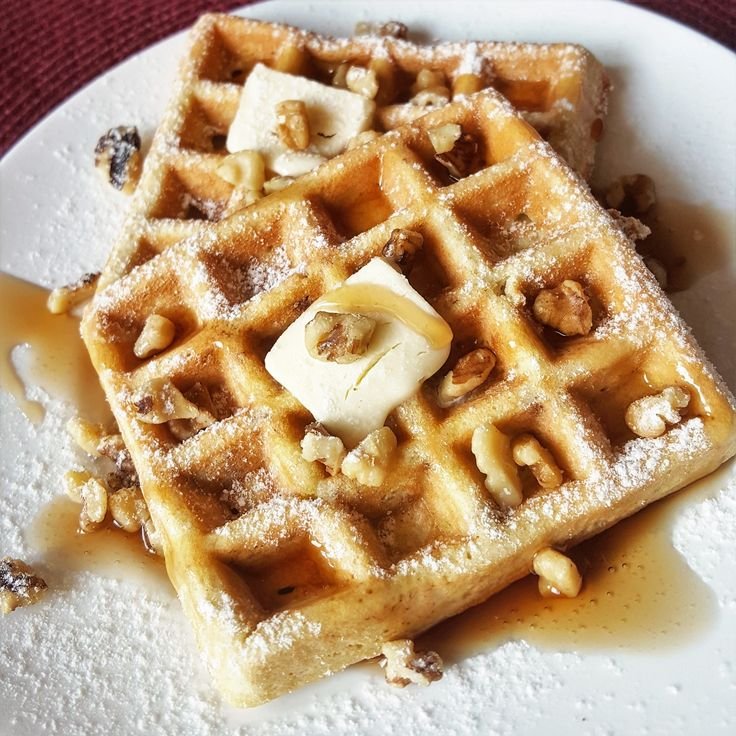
[381, 228, 424, 269]
[130, 378, 200, 424]
[434, 130, 481, 180]
[94, 126, 142, 194]
[532, 548, 582, 598]
[345, 66, 379, 99]
[511, 433, 563, 489]
[471, 424, 523, 508]
[216, 150, 266, 191]
[275, 100, 311, 151]
[341, 426, 397, 486]
[305, 311, 376, 364]
[109, 486, 150, 533]
[625, 386, 690, 438]
[301, 422, 346, 476]
[380, 639, 443, 687]
[133, 314, 176, 359]
[532, 279, 592, 336]
[427, 123, 462, 155]
[47, 272, 100, 314]
[437, 347, 496, 407]
[1, 558, 48, 615]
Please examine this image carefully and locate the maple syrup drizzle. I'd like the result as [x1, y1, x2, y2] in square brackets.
[0, 273, 110, 423]
[318, 282, 453, 348]
[26, 497, 172, 596]
[420, 466, 728, 662]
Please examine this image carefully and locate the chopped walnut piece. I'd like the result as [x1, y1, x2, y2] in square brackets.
[331, 62, 349, 89]
[97, 433, 138, 488]
[0, 558, 48, 615]
[341, 426, 397, 486]
[345, 66, 379, 99]
[411, 69, 447, 95]
[437, 347, 496, 407]
[532, 279, 593, 336]
[533, 547, 582, 598]
[275, 100, 311, 151]
[133, 314, 176, 359]
[428, 123, 462, 155]
[47, 272, 100, 314]
[434, 132, 481, 180]
[79, 477, 109, 533]
[607, 210, 651, 244]
[625, 386, 690, 439]
[354, 20, 408, 38]
[471, 424, 523, 508]
[369, 57, 398, 104]
[511, 434, 563, 489]
[109, 486, 149, 533]
[167, 382, 217, 441]
[305, 311, 377, 364]
[131, 378, 200, 424]
[453, 73, 484, 98]
[66, 416, 107, 456]
[223, 187, 263, 217]
[217, 150, 266, 192]
[301, 422, 347, 476]
[377, 103, 429, 129]
[381, 228, 423, 269]
[168, 411, 216, 441]
[263, 176, 296, 194]
[410, 87, 451, 109]
[64, 469, 92, 503]
[346, 130, 381, 150]
[604, 174, 656, 216]
[94, 126, 142, 194]
[380, 639, 443, 687]
[273, 43, 309, 75]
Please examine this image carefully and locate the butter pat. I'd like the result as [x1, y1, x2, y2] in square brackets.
[265, 258, 452, 447]
[227, 64, 375, 176]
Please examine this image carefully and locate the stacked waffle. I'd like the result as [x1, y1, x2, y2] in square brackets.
[98, 13, 608, 288]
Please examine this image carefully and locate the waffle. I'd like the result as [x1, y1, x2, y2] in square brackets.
[97, 12, 609, 289]
[81, 87, 736, 706]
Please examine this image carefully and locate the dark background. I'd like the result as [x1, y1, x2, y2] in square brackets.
[1, 0, 734, 158]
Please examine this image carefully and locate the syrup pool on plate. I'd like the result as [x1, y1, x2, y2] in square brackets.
[0, 272, 109, 423]
[420, 466, 727, 661]
[27, 496, 172, 597]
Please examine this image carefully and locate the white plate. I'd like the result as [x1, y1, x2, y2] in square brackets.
[1, 1, 735, 734]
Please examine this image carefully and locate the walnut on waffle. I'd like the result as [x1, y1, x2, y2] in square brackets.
[97, 12, 608, 289]
[81, 90, 736, 707]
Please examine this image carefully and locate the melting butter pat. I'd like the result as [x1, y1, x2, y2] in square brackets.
[265, 258, 452, 447]
[226, 64, 375, 177]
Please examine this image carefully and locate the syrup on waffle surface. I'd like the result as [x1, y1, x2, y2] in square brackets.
[97, 12, 608, 289]
[82, 86, 736, 706]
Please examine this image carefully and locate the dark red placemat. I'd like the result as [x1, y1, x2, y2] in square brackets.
[1, 0, 733, 159]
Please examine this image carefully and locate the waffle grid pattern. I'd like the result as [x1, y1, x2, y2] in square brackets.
[98, 12, 609, 288]
[83, 89, 736, 706]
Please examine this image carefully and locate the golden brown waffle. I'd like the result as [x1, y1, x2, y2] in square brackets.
[82, 89, 736, 707]
[98, 12, 608, 289]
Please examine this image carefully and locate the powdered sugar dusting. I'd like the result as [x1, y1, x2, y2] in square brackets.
[222, 468, 276, 512]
